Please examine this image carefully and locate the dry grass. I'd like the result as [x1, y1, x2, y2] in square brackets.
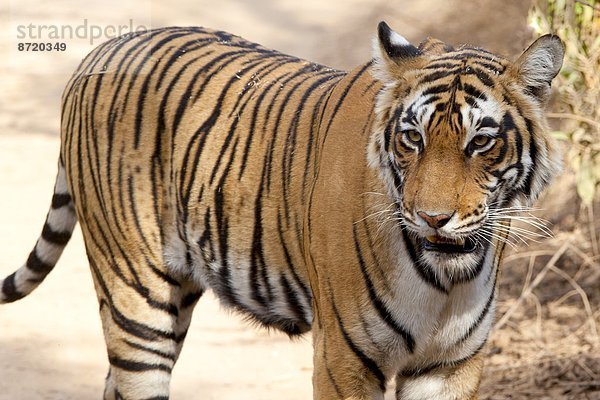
[479, 2, 600, 398]
[481, 227, 600, 398]
[530, 0, 600, 205]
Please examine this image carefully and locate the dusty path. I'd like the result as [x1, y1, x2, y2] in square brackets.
[0, 133, 315, 399]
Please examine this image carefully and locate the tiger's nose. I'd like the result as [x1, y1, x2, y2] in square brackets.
[417, 211, 452, 229]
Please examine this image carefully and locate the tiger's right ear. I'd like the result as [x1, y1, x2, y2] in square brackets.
[371, 21, 422, 83]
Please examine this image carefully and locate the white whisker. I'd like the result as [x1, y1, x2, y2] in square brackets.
[477, 227, 519, 249]
[488, 215, 554, 237]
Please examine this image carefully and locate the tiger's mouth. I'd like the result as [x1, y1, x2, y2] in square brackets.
[423, 235, 477, 253]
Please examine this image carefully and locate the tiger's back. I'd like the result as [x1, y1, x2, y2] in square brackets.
[62, 27, 345, 337]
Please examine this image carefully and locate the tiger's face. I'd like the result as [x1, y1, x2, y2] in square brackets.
[370, 22, 563, 273]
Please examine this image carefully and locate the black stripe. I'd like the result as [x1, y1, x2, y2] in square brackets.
[331, 300, 386, 391]
[154, 39, 214, 91]
[109, 29, 186, 85]
[423, 62, 460, 70]
[472, 60, 505, 74]
[522, 118, 538, 198]
[129, 36, 206, 148]
[108, 355, 172, 373]
[390, 164, 404, 193]
[434, 51, 501, 63]
[127, 175, 152, 251]
[51, 193, 72, 209]
[400, 225, 449, 294]
[279, 273, 308, 328]
[493, 116, 512, 162]
[178, 54, 277, 212]
[211, 129, 242, 307]
[323, 61, 373, 138]
[275, 211, 312, 309]
[449, 242, 490, 284]
[420, 94, 442, 107]
[148, 262, 181, 287]
[88, 213, 147, 295]
[121, 32, 195, 119]
[280, 71, 343, 223]
[422, 84, 450, 96]
[2, 272, 25, 302]
[302, 80, 339, 198]
[259, 65, 319, 192]
[181, 291, 203, 308]
[137, 287, 179, 317]
[79, 55, 133, 247]
[171, 50, 251, 135]
[384, 106, 403, 152]
[26, 250, 54, 274]
[419, 68, 462, 84]
[250, 156, 271, 306]
[190, 50, 276, 105]
[400, 338, 488, 378]
[478, 116, 499, 129]
[353, 226, 415, 352]
[456, 278, 496, 344]
[238, 70, 293, 179]
[89, 196, 180, 318]
[208, 122, 239, 185]
[99, 34, 183, 233]
[401, 104, 418, 125]
[99, 298, 177, 342]
[41, 223, 72, 246]
[362, 79, 379, 94]
[61, 27, 139, 120]
[322, 337, 343, 398]
[463, 83, 487, 101]
[154, 48, 213, 130]
[197, 207, 215, 265]
[226, 56, 293, 118]
[470, 67, 495, 87]
[123, 339, 177, 361]
[363, 219, 392, 294]
[464, 96, 478, 108]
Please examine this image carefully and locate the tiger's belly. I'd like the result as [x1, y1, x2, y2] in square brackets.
[163, 225, 314, 336]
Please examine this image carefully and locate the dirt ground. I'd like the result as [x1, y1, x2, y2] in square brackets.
[1, 0, 598, 399]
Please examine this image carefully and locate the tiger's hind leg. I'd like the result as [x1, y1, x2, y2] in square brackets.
[99, 274, 203, 400]
[84, 241, 203, 400]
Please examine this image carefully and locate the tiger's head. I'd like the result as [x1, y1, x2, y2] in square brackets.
[369, 22, 564, 274]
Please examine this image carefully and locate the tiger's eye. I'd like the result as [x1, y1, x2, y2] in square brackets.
[471, 135, 491, 148]
[405, 130, 423, 144]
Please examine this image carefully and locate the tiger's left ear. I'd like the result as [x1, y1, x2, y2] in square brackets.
[512, 34, 564, 103]
[371, 21, 422, 83]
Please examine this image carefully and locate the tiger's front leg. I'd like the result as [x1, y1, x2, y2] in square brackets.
[395, 353, 483, 400]
[311, 308, 386, 400]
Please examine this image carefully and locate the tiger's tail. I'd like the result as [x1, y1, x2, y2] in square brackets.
[0, 161, 78, 303]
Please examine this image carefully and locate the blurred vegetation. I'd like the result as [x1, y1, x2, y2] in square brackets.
[529, 0, 600, 206]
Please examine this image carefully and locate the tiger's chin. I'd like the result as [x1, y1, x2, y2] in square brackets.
[417, 234, 488, 278]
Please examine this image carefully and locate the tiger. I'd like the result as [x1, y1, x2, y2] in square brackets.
[0, 21, 563, 399]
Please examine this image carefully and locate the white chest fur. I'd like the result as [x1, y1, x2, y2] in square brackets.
[381, 239, 497, 374]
